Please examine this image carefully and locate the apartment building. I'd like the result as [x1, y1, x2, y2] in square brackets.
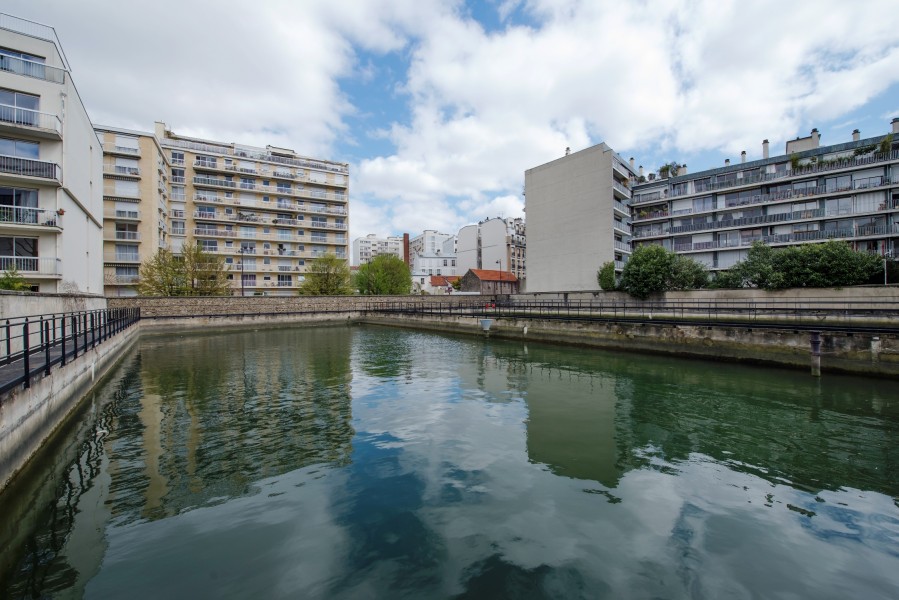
[352, 233, 404, 266]
[524, 144, 635, 292]
[410, 230, 457, 291]
[97, 121, 349, 296]
[0, 14, 103, 293]
[456, 216, 526, 285]
[630, 122, 899, 269]
[96, 125, 169, 296]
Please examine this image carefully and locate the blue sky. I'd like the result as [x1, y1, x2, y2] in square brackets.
[9, 0, 899, 243]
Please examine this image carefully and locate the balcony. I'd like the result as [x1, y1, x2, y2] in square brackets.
[613, 221, 632, 235]
[612, 180, 631, 199]
[193, 228, 237, 238]
[0, 104, 62, 139]
[103, 184, 139, 200]
[613, 199, 629, 217]
[102, 249, 135, 263]
[171, 227, 186, 236]
[194, 176, 236, 189]
[613, 240, 631, 253]
[0, 205, 60, 228]
[103, 164, 141, 177]
[106, 208, 141, 221]
[0, 255, 59, 275]
[194, 159, 219, 170]
[102, 142, 140, 157]
[194, 193, 223, 204]
[0, 155, 62, 183]
[105, 273, 140, 285]
[0, 54, 66, 84]
[105, 230, 140, 241]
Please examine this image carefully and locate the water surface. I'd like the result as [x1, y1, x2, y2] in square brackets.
[1, 325, 897, 599]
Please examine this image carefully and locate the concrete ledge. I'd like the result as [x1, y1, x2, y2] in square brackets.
[359, 314, 899, 377]
[0, 324, 139, 493]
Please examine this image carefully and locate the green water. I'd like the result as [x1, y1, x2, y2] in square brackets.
[1, 325, 897, 599]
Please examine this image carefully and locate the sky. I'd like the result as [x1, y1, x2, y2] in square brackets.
[8, 0, 899, 245]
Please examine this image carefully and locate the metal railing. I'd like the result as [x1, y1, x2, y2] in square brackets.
[102, 143, 140, 156]
[0, 54, 65, 83]
[0, 255, 59, 275]
[103, 164, 140, 176]
[0, 103, 62, 134]
[0, 308, 139, 395]
[0, 154, 61, 181]
[0, 205, 59, 227]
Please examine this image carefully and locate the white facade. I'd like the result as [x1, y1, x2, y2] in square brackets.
[409, 230, 457, 290]
[0, 14, 103, 293]
[352, 233, 403, 265]
[409, 230, 454, 258]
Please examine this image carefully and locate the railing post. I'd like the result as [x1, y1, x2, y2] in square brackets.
[71, 315, 78, 359]
[22, 319, 30, 389]
[82, 313, 88, 354]
[4, 319, 9, 361]
[44, 320, 51, 376]
[61, 315, 66, 366]
[90, 312, 96, 348]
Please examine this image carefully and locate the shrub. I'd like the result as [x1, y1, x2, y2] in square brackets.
[597, 261, 617, 291]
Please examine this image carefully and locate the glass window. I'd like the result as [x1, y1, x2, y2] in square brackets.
[0, 137, 39, 159]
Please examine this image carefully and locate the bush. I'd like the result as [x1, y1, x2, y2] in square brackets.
[619, 245, 707, 299]
[355, 255, 411, 295]
[597, 261, 617, 291]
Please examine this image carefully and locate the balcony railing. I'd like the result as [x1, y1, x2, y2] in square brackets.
[614, 240, 631, 252]
[103, 164, 141, 176]
[0, 206, 59, 227]
[194, 228, 237, 238]
[613, 222, 632, 234]
[102, 143, 140, 157]
[0, 255, 59, 274]
[171, 227, 186, 236]
[0, 54, 65, 83]
[673, 226, 897, 253]
[106, 231, 140, 241]
[0, 155, 61, 181]
[0, 103, 62, 135]
[106, 209, 140, 220]
[194, 176, 236, 188]
[612, 180, 631, 198]
[104, 252, 141, 263]
[106, 274, 140, 284]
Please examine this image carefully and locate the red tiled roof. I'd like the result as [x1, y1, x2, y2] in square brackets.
[468, 269, 518, 282]
[430, 275, 460, 286]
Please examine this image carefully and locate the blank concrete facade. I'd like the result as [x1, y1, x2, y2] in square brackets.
[525, 143, 634, 292]
[456, 217, 526, 285]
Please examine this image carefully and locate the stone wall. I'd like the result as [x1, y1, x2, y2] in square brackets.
[1, 291, 107, 319]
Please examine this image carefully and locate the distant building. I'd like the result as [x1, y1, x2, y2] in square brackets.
[460, 269, 519, 294]
[1, 14, 104, 293]
[352, 234, 404, 266]
[457, 217, 526, 286]
[422, 274, 459, 295]
[410, 230, 457, 291]
[525, 143, 635, 292]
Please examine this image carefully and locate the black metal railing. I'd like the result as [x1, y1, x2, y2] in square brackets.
[0, 307, 140, 395]
[363, 299, 899, 333]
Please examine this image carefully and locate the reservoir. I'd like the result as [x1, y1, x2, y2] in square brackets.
[1, 325, 897, 599]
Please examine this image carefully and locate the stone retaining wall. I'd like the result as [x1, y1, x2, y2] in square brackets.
[1, 291, 106, 319]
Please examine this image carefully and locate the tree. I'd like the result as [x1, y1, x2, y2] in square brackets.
[0, 266, 31, 291]
[619, 245, 707, 299]
[355, 254, 411, 295]
[299, 254, 352, 295]
[878, 133, 893, 155]
[597, 261, 617, 291]
[736, 241, 781, 289]
[137, 243, 230, 296]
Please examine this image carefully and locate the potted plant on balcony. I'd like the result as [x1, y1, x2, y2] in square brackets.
[56, 208, 65, 216]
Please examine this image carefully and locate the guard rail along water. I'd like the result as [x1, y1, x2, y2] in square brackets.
[0, 307, 139, 396]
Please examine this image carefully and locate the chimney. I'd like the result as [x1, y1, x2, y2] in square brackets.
[565, 147, 570, 156]
[762, 139, 769, 159]
[680, 164, 687, 174]
[403, 233, 410, 267]
[638, 165, 644, 177]
[892, 118, 899, 134]
[852, 129, 860, 141]
[629, 157, 635, 169]
[811, 128, 820, 148]
[725, 159, 730, 166]
[740, 151, 746, 164]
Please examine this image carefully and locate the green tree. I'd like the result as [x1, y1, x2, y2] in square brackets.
[355, 254, 411, 295]
[0, 266, 31, 291]
[138, 243, 230, 296]
[736, 241, 781, 289]
[878, 133, 893, 155]
[299, 254, 352, 295]
[619, 245, 706, 299]
[597, 261, 617, 291]
[772, 241, 880, 288]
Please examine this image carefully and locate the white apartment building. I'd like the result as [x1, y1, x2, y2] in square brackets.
[525, 143, 635, 292]
[410, 230, 457, 291]
[352, 233, 404, 266]
[1, 14, 103, 293]
[456, 216, 526, 284]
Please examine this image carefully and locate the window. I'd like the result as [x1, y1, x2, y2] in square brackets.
[825, 175, 851, 193]
[170, 151, 184, 165]
[0, 89, 39, 126]
[0, 137, 39, 159]
[199, 240, 218, 252]
[692, 196, 715, 212]
[825, 197, 851, 217]
[0, 186, 38, 222]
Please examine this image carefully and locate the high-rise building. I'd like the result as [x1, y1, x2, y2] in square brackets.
[630, 123, 899, 269]
[352, 234, 404, 266]
[1, 13, 103, 293]
[97, 121, 350, 296]
[524, 144, 635, 292]
[456, 217, 526, 284]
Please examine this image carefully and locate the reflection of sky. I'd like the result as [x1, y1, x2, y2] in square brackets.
[4, 327, 899, 599]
